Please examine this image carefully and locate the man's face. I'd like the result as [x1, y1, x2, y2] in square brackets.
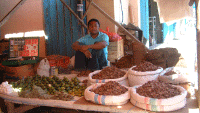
[88, 21, 99, 35]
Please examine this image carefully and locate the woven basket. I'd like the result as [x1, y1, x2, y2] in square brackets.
[5, 64, 35, 79]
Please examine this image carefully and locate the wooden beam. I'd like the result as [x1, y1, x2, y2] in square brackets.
[0, 0, 28, 27]
[195, 0, 200, 108]
[89, 1, 141, 43]
[82, 0, 93, 19]
[60, 0, 87, 28]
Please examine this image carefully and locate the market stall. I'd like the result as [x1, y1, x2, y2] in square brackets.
[0, 0, 199, 112]
[0, 73, 198, 113]
[0, 60, 198, 113]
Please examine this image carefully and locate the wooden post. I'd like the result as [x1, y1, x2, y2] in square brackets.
[195, 0, 200, 108]
[4, 100, 39, 113]
[60, 0, 87, 28]
[82, 0, 93, 19]
[4, 100, 15, 113]
[79, 0, 85, 36]
[0, 0, 28, 27]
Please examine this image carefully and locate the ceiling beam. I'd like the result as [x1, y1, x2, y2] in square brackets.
[0, 0, 28, 27]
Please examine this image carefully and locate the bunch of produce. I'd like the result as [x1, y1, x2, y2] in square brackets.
[92, 66, 126, 79]
[19, 85, 74, 101]
[90, 81, 128, 95]
[10, 75, 86, 99]
[19, 85, 53, 99]
[50, 91, 74, 101]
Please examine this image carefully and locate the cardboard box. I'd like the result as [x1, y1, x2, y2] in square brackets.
[39, 36, 46, 57]
[107, 39, 124, 62]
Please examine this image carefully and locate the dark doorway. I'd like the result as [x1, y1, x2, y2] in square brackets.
[149, 0, 163, 46]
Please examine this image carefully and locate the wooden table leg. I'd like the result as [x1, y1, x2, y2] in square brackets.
[4, 100, 39, 113]
[4, 100, 15, 113]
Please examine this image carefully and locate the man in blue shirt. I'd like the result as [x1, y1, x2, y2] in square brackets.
[72, 19, 109, 70]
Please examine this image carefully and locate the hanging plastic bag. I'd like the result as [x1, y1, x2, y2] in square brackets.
[37, 58, 50, 77]
[100, 27, 122, 42]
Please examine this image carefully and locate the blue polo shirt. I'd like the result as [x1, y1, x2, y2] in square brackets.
[77, 32, 109, 60]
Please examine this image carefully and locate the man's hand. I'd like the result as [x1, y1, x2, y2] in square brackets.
[81, 45, 90, 51]
[84, 50, 92, 59]
[89, 41, 108, 50]
[72, 41, 90, 52]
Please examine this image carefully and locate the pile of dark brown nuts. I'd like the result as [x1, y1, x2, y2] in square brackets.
[90, 81, 128, 95]
[115, 55, 134, 68]
[92, 66, 126, 80]
[133, 61, 159, 72]
[77, 70, 92, 77]
[136, 80, 181, 99]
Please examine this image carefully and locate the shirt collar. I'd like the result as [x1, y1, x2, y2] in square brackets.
[89, 32, 101, 38]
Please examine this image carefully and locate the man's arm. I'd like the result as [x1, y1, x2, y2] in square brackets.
[82, 41, 108, 51]
[72, 41, 83, 51]
[72, 41, 92, 58]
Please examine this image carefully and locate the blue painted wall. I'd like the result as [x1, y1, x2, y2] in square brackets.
[43, 0, 86, 57]
[162, 23, 176, 40]
[162, 3, 196, 41]
[140, 0, 149, 40]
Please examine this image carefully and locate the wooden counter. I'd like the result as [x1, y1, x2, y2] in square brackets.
[0, 74, 199, 113]
[0, 92, 198, 113]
